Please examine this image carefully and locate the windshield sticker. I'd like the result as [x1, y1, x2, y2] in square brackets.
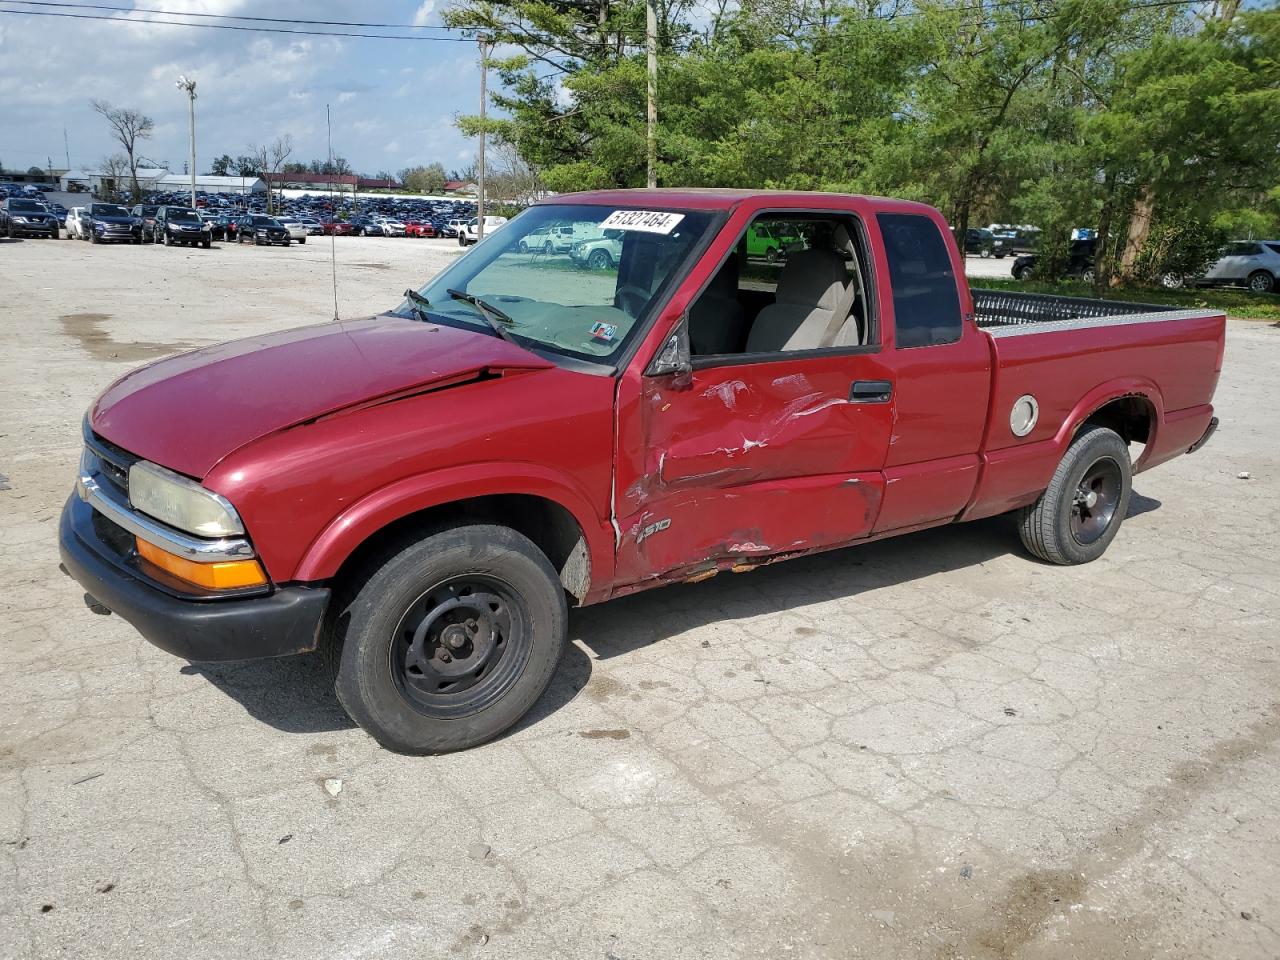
[590, 321, 618, 342]
[599, 210, 685, 235]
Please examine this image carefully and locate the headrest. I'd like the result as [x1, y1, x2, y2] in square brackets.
[707, 253, 739, 298]
[776, 248, 847, 310]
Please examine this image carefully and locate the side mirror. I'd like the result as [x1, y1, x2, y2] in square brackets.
[646, 317, 692, 378]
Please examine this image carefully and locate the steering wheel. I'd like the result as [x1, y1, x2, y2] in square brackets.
[615, 284, 650, 319]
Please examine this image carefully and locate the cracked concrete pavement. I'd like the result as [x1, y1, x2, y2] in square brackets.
[1, 235, 1278, 960]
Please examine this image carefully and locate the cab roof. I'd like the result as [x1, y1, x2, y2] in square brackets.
[539, 187, 939, 217]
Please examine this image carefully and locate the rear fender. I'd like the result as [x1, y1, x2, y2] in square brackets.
[961, 377, 1164, 522]
[292, 462, 614, 595]
[1059, 377, 1164, 471]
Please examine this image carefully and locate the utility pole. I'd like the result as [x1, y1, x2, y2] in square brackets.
[646, 0, 657, 188]
[63, 127, 71, 172]
[477, 36, 490, 241]
[176, 75, 197, 207]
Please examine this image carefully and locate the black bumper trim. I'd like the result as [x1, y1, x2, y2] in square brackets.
[1187, 416, 1219, 455]
[59, 495, 330, 662]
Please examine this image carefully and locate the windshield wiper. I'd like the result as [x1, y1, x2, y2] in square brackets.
[401, 287, 433, 323]
[446, 288, 518, 344]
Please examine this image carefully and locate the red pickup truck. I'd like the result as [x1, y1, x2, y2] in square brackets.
[60, 189, 1224, 753]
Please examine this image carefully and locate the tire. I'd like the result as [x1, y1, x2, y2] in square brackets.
[1161, 272, 1185, 289]
[518, 240, 528, 253]
[1017, 425, 1132, 565]
[163, 230, 172, 246]
[299, 237, 305, 244]
[91, 231, 99, 244]
[458, 234, 467, 247]
[202, 239, 211, 249]
[1012, 263, 1030, 280]
[980, 247, 992, 259]
[324, 523, 567, 754]
[1080, 267, 1095, 284]
[1247, 270, 1274, 293]
[544, 240, 554, 255]
[587, 248, 612, 270]
[765, 246, 779, 264]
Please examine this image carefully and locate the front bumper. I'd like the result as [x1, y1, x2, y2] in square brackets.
[96, 225, 139, 241]
[59, 494, 329, 662]
[9, 220, 57, 235]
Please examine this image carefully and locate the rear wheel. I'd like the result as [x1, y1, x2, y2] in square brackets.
[1018, 425, 1132, 565]
[299, 236, 306, 244]
[324, 524, 567, 754]
[1247, 270, 1274, 293]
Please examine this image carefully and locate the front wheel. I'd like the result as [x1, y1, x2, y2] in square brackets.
[1017, 425, 1132, 565]
[587, 248, 613, 270]
[163, 230, 172, 246]
[980, 247, 992, 259]
[298, 236, 305, 244]
[1247, 270, 1274, 293]
[325, 524, 567, 754]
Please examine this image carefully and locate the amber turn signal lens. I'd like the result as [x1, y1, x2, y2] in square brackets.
[135, 538, 268, 590]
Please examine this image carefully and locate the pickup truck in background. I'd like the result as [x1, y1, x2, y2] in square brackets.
[60, 189, 1225, 754]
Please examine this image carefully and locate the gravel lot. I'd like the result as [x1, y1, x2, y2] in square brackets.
[1, 234, 1278, 960]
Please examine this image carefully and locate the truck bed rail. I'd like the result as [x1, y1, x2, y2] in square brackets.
[971, 289, 1175, 327]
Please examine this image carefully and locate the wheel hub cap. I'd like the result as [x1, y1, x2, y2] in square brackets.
[389, 576, 531, 718]
[1070, 458, 1122, 545]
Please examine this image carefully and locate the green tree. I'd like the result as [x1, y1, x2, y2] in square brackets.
[401, 162, 449, 194]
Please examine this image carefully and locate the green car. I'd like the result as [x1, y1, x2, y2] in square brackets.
[745, 222, 802, 262]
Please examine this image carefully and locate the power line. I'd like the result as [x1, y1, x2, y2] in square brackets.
[0, 0, 1209, 46]
[2, 0, 455, 30]
[0, 5, 475, 40]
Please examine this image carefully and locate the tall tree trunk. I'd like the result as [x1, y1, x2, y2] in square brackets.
[1094, 170, 1117, 291]
[1117, 186, 1155, 283]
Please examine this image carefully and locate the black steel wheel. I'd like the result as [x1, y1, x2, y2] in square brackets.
[389, 575, 530, 719]
[1069, 457, 1123, 545]
[1018, 425, 1132, 564]
[325, 523, 567, 754]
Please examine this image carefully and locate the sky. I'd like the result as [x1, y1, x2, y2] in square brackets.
[0, 1, 488, 177]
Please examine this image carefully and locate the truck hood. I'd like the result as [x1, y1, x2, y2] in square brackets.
[90, 315, 553, 478]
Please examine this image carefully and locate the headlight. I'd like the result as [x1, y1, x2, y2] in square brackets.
[128, 460, 244, 537]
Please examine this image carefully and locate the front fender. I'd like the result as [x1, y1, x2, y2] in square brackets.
[291, 461, 615, 591]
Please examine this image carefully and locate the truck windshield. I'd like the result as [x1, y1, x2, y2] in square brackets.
[403, 203, 715, 365]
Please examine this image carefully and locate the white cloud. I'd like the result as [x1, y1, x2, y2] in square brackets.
[411, 2, 436, 27]
[0, 0, 482, 175]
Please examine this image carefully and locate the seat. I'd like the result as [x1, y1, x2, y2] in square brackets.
[745, 248, 854, 352]
[688, 254, 747, 355]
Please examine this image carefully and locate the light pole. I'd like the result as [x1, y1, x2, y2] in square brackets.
[175, 75, 197, 207]
[476, 36, 490, 241]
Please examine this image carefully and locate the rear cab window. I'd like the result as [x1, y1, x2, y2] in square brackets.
[875, 213, 962, 349]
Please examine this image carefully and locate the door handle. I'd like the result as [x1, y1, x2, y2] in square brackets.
[849, 380, 893, 403]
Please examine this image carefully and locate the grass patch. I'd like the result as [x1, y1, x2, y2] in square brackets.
[972, 277, 1280, 322]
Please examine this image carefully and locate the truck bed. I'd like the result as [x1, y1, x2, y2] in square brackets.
[972, 288, 1209, 335]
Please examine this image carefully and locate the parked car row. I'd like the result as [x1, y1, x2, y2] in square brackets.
[135, 188, 490, 241]
[57, 204, 307, 249]
[1009, 236, 1280, 293]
